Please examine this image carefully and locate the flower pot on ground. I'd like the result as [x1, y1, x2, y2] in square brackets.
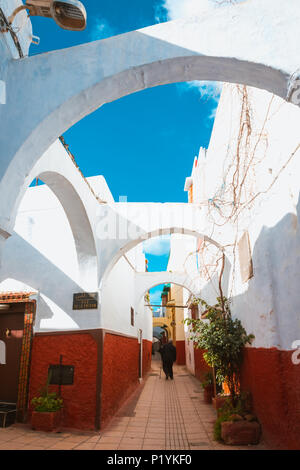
[203, 385, 214, 404]
[31, 371, 63, 433]
[201, 371, 214, 404]
[212, 394, 231, 412]
[214, 392, 261, 445]
[221, 419, 261, 445]
[31, 409, 62, 433]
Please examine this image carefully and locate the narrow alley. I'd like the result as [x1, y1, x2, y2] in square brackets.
[0, 0, 299, 452]
[0, 356, 268, 451]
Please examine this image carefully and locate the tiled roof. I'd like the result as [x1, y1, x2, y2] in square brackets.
[0, 292, 36, 302]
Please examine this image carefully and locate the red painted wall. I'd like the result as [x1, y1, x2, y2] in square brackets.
[194, 347, 210, 381]
[176, 340, 186, 365]
[241, 347, 300, 450]
[29, 333, 98, 430]
[101, 333, 139, 427]
[142, 339, 152, 376]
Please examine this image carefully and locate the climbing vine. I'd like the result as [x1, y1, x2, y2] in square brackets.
[191, 84, 300, 299]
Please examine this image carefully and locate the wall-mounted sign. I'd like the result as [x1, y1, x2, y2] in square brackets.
[73, 292, 98, 310]
[48, 364, 74, 385]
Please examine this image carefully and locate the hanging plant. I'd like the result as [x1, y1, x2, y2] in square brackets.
[185, 296, 254, 402]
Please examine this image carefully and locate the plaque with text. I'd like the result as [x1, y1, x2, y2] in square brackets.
[73, 292, 98, 310]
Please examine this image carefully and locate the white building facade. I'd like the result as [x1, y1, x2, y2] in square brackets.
[0, 0, 299, 448]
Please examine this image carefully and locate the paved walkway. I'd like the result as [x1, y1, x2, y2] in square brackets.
[0, 357, 268, 450]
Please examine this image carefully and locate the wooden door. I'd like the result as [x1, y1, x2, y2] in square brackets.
[0, 305, 25, 403]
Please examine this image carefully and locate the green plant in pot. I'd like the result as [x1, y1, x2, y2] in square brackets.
[185, 296, 259, 445]
[31, 371, 63, 432]
[185, 296, 254, 405]
[201, 371, 214, 404]
[214, 392, 261, 445]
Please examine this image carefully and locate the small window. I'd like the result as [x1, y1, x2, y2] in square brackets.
[131, 307, 134, 326]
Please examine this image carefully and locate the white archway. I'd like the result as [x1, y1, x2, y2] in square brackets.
[36, 171, 98, 287]
[12, 140, 99, 289]
[0, 0, 299, 237]
[135, 272, 200, 309]
[100, 227, 224, 288]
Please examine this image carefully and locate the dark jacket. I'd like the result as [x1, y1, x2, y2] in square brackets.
[160, 342, 176, 363]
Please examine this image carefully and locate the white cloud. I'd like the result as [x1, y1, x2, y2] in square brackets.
[157, 0, 245, 21]
[176, 80, 222, 120]
[179, 80, 222, 102]
[143, 235, 170, 256]
[155, 0, 237, 115]
[89, 18, 114, 42]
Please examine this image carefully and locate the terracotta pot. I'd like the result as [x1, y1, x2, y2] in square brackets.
[212, 395, 231, 412]
[221, 420, 261, 445]
[31, 410, 62, 432]
[203, 385, 214, 404]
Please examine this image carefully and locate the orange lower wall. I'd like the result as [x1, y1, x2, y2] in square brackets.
[29, 332, 153, 431]
[241, 347, 300, 450]
[176, 340, 186, 365]
[29, 333, 98, 430]
[101, 333, 140, 427]
[142, 339, 152, 377]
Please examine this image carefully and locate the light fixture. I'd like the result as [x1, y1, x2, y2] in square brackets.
[6, 0, 87, 32]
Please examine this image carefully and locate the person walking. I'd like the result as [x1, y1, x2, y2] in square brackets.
[159, 339, 176, 380]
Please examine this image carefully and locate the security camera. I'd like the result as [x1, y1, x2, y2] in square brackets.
[7, 0, 87, 31]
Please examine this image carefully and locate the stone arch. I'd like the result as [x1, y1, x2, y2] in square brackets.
[0, 0, 299, 236]
[35, 171, 98, 288]
[11, 141, 99, 289]
[153, 322, 171, 341]
[135, 275, 200, 309]
[101, 227, 224, 288]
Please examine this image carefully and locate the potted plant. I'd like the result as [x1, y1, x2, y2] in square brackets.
[212, 394, 231, 413]
[214, 393, 261, 445]
[201, 371, 214, 404]
[31, 372, 63, 432]
[185, 297, 260, 445]
[185, 297, 254, 406]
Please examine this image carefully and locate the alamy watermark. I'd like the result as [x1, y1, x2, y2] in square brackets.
[291, 340, 300, 365]
[288, 75, 300, 106]
[95, 196, 205, 242]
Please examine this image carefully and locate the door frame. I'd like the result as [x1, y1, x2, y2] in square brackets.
[0, 292, 36, 421]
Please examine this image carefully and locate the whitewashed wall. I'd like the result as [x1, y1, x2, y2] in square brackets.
[0, 173, 152, 340]
[101, 254, 152, 341]
[187, 84, 300, 351]
[0, 0, 32, 59]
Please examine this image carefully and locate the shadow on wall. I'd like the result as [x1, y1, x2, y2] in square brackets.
[0, 233, 99, 330]
[232, 193, 300, 450]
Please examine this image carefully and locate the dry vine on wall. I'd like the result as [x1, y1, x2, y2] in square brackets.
[195, 85, 300, 301]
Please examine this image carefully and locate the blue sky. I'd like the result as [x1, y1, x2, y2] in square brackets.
[29, 0, 220, 302]
[29, 0, 219, 203]
[142, 235, 171, 309]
